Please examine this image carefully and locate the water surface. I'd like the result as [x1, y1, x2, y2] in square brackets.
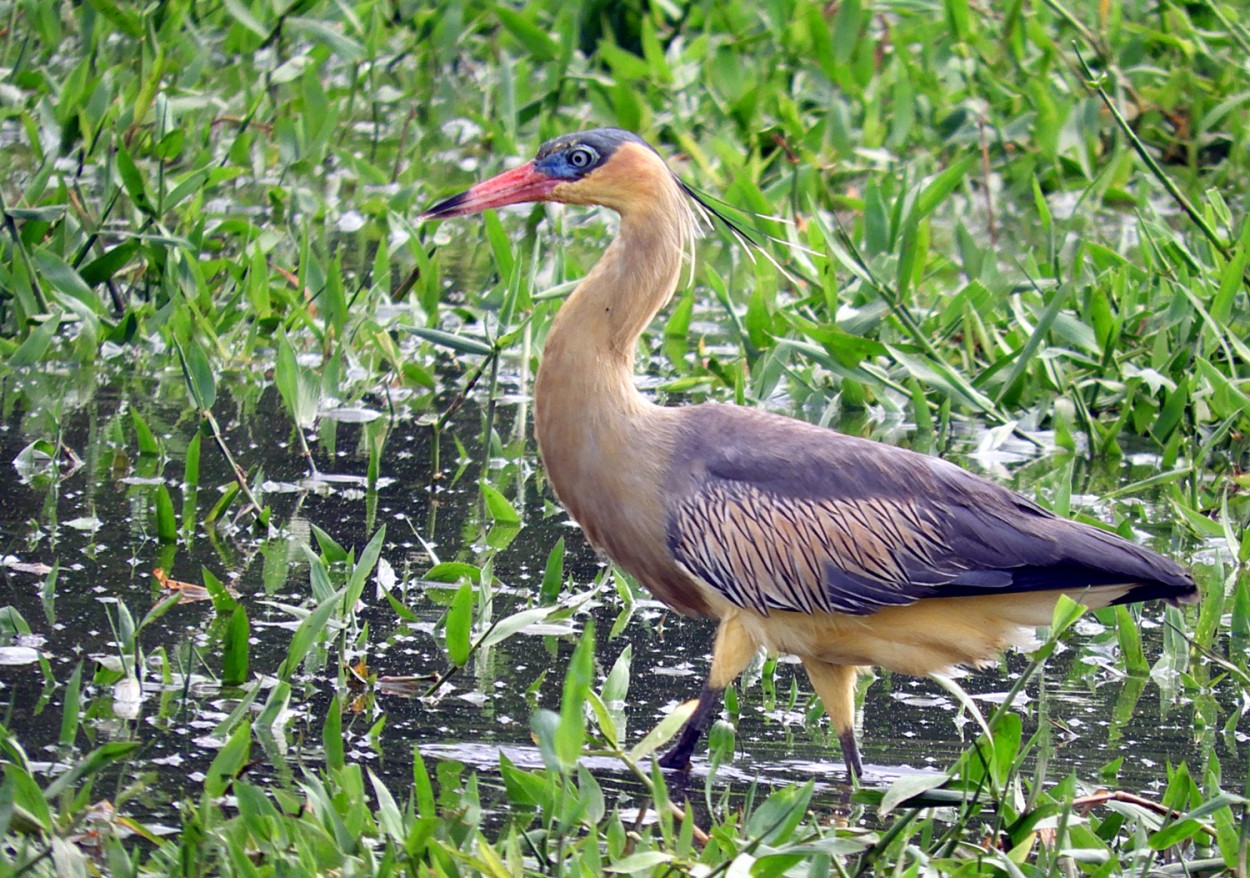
[0, 348, 1237, 825]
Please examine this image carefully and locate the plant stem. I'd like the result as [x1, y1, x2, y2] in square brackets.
[202, 410, 267, 525]
[1075, 49, 1231, 261]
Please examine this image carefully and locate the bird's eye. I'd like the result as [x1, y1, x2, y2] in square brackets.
[567, 146, 597, 170]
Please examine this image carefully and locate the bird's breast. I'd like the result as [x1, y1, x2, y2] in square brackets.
[533, 389, 715, 617]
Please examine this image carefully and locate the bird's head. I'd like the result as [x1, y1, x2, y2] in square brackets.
[420, 128, 675, 220]
[421, 128, 798, 284]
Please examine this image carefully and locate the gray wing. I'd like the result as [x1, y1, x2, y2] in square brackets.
[666, 406, 1194, 617]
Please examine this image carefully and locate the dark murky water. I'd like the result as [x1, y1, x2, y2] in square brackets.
[0, 353, 1242, 825]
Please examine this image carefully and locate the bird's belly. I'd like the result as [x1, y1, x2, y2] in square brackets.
[733, 590, 1114, 677]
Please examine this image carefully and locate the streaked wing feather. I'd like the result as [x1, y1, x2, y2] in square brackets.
[670, 481, 959, 615]
[666, 405, 1194, 616]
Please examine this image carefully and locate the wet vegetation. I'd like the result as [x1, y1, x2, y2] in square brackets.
[1, 0, 1249, 874]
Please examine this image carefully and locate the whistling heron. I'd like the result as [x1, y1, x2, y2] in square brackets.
[421, 128, 1197, 778]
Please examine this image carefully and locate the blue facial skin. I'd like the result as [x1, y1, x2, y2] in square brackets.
[534, 128, 654, 180]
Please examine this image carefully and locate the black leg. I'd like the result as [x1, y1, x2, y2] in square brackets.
[839, 727, 862, 781]
[657, 683, 723, 770]
[659, 616, 758, 771]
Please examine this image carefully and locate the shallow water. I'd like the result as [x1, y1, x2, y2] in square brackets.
[0, 351, 1241, 825]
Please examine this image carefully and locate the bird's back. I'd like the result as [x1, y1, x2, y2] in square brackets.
[663, 403, 1196, 628]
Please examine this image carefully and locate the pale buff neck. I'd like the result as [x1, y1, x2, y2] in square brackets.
[530, 177, 694, 535]
[534, 180, 693, 424]
[527, 161, 700, 602]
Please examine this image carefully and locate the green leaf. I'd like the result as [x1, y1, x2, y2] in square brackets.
[174, 339, 217, 410]
[831, 0, 862, 66]
[4, 764, 52, 832]
[311, 524, 350, 564]
[1231, 573, 1250, 653]
[116, 144, 154, 214]
[412, 748, 435, 816]
[130, 409, 160, 455]
[495, 6, 557, 61]
[257, 681, 291, 731]
[746, 781, 814, 845]
[58, 662, 83, 747]
[445, 581, 473, 667]
[345, 526, 386, 610]
[136, 592, 182, 633]
[369, 769, 406, 844]
[916, 157, 973, 219]
[479, 607, 557, 649]
[385, 592, 419, 622]
[1114, 605, 1148, 676]
[1048, 593, 1087, 640]
[945, 0, 970, 40]
[184, 431, 201, 488]
[806, 2, 838, 81]
[498, 753, 546, 806]
[0, 607, 31, 638]
[483, 209, 515, 282]
[480, 483, 520, 525]
[84, 0, 143, 36]
[638, 17, 673, 83]
[556, 621, 595, 769]
[9, 316, 62, 366]
[932, 674, 993, 757]
[5, 205, 67, 221]
[602, 646, 631, 704]
[43, 741, 142, 802]
[205, 480, 240, 524]
[202, 567, 240, 616]
[587, 689, 619, 749]
[306, 550, 336, 603]
[423, 562, 481, 583]
[32, 249, 98, 308]
[1153, 377, 1189, 442]
[205, 721, 251, 798]
[540, 537, 565, 603]
[323, 695, 344, 771]
[154, 484, 177, 544]
[880, 773, 951, 816]
[275, 331, 320, 428]
[629, 701, 696, 762]
[223, 605, 250, 686]
[888, 345, 997, 413]
[279, 587, 345, 680]
[995, 283, 1069, 400]
[287, 17, 365, 61]
[791, 318, 888, 368]
[402, 326, 495, 357]
[604, 851, 674, 873]
[988, 711, 1022, 784]
[221, 0, 268, 38]
[1149, 818, 1203, 850]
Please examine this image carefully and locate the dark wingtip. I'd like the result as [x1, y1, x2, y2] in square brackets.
[1104, 566, 1198, 608]
[1168, 584, 1201, 605]
[419, 192, 466, 221]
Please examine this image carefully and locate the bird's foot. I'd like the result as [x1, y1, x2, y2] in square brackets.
[656, 743, 694, 771]
[657, 685, 724, 771]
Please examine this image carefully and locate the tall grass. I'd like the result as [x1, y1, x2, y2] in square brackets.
[0, 0, 1247, 874]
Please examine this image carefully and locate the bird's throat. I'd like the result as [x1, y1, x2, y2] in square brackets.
[535, 199, 687, 419]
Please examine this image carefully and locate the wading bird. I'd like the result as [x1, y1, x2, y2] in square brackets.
[421, 129, 1197, 778]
